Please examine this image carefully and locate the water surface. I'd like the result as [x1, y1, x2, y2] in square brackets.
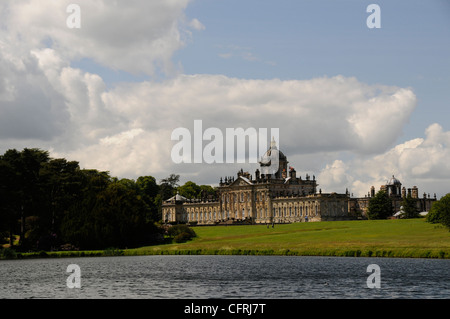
[0, 255, 448, 299]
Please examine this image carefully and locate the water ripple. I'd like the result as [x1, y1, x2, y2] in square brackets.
[0, 255, 448, 299]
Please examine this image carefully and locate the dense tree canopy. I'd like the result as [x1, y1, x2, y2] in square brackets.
[367, 190, 393, 220]
[426, 193, 450, 231]
[401, 193, 420, 219]
[0, 148, 216, 251]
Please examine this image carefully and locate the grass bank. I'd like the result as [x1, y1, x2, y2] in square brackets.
[130, 219, 450, 259]
[2, 219, 449, 259]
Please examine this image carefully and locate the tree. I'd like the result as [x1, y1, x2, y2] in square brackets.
[60, 171, 160, 250]
[367, 190, 393, 219]
[0, 156, 20, 247]
[136, 176, 160, 222]
[90, 181, 155, 249]
[60, 169, 112, 249]
[426, 193, 450, 231]
[159, 174, 180, 200]
[401, 194, 419, 219]
[155, 174, 180, 221]
[177, 181, 201, 199]
[200, 185, 217, 198]
[0, 148, 50, 249]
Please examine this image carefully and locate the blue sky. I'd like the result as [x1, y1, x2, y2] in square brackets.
[1, 0, 450, 197]
[177, 0, 450, 143]
[77, 0, 450, 144]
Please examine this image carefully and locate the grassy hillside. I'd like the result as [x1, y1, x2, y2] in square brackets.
[130, 219, 450, 258]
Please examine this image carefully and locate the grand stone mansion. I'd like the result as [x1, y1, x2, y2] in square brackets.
[162, 141, 436, 225]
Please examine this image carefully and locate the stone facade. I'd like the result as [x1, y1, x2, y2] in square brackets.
[162, 142, 349, 225]
[162, 144, 436, 225]
[349, 175, 437, 218]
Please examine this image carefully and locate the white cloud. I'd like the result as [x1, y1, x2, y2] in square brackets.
[317, 123, 450, 198]
[189, 18, 205, 31]
[49, 74, 417, 182]
[2, 0, 192, 76]
[0, 44, 421, 181]
[318, 160, 353, 193]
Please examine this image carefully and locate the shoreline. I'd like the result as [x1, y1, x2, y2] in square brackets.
[2, 219, 449, 260]
[2, 247, 449, 260]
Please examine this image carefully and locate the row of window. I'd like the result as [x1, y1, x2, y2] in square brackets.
[272, 205, 317, 217]
[163, 205, 319, 222]
[223, 191, 268, 203]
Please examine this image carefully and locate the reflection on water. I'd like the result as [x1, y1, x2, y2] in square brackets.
[0, 255, 449, 299]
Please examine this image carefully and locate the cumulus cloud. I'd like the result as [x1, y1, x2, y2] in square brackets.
[45, 73, 416, 182]
[1, 0, 192, 76]
[318, 123, 450, 198]
[0, 43, 68, 141]
[0, 43, 421, 182]
[103, 74, 417, 154]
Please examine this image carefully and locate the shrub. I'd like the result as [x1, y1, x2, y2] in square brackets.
[103, 247, 124, 256]
[174, 232, 192, 243]
[167, 225, 196, 239]
[0, 248, 17, 259]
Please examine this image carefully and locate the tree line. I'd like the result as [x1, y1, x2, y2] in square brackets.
[0, 148, 216, 251]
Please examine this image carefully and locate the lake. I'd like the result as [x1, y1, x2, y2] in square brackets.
[0, 255, 449, 299]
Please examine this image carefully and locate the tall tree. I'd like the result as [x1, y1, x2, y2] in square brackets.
[136, 176, 160, 222]
[36, 159, 83, 250]
[159, 174, 180, 199]
[367, 190, 393, 219]
[401, 194, 419, 219]
[0, 149, 50, 249]
[427, 193, 450, 231]
[60, 169, 111, 249]
[177, 181, 201, 199]
[0, 155, 20, 247]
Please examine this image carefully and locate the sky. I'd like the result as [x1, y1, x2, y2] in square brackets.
[0, 0, 450, 198]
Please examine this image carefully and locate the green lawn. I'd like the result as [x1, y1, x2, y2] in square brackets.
[130, 219, 450, 258]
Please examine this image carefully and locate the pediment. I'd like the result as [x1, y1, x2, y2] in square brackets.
[228, 176, 253, 187]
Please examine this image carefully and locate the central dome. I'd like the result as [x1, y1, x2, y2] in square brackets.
[259, 137, 288, 177]
[386, 175, 401, 186]
[259, 137, 286, 166]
